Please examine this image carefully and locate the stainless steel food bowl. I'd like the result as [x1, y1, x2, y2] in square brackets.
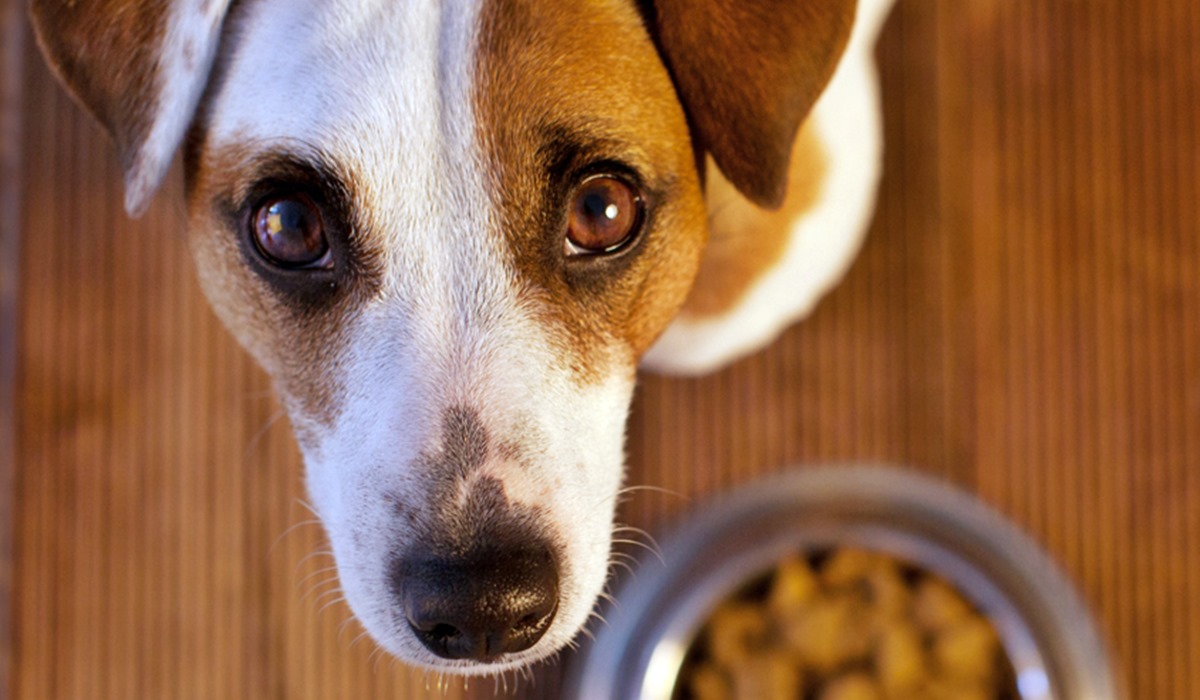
[564, 465, 1122, 700]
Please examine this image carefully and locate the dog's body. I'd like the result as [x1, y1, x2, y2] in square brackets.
[30, 0, 891, 675]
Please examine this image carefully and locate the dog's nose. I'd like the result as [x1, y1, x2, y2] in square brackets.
[394, 543, 559, 662]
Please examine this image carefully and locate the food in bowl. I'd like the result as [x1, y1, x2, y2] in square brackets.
[675, 547, 1019, 700]
[563, 467, 1121, 700]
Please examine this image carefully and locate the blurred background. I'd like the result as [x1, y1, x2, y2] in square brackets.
[2, 0, 1199, 698]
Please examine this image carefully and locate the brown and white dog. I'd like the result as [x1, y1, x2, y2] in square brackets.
[30, 0, 891, 675]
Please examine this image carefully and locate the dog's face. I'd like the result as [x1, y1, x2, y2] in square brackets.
[31, 0, 853, 674]
[186, 0, 704, 671]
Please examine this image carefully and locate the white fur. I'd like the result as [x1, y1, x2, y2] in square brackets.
[641, 0, 895, 374]
[203, 0, 632, 673]
[125, 0, 232, 216]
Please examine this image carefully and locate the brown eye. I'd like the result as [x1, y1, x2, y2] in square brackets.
[252, 194, 329, 268]
[565, 175, 644, 255]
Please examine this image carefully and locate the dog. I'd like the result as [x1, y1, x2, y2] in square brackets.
[30, 0, 890, 675]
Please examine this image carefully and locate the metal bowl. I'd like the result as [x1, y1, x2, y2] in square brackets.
[564, 465, 1123, 700]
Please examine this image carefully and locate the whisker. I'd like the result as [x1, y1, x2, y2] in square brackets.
[349, 628, 374, 651]
[296, 567, 338, 589]
[317, 594, 347, 617]
[611, 537, 666, 565]
[299, 576, 341, 601]
[577, 623, 597, 642]
[607, 558, 635, 578]
[301, 578, 341, 603]
[311, 583, 344, 602]
[369, 645, 387, 673]
[269, 518, 324, 555]
[609, 549, 639, 564]
[616, 483, 688, 501]
[611, 524, 664, 556]
[295, 564, 339, 589]
[292, 548, 335, 577]
[589, 608, 609, 627]
[243, 407, 287, 459]
[595, 590, 622, 613]
[295, 499, 322, 519]
[336, 614, 360, 641]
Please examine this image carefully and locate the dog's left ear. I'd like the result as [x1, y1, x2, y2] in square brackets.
[645, 0, 856, 209]
[29, 0, 233, 216]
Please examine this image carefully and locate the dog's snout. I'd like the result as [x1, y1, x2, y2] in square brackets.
[394, 543, 559, 662]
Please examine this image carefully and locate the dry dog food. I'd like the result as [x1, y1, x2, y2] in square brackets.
[673, 548, 1020, 700]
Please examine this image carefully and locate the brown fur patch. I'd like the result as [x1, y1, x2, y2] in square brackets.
[473, 0, 708, 384]
[29, 0, 165, 173]
[182, 139, 384, 435]
[646, 0, 854, 207]
[680, 121, 829, 318]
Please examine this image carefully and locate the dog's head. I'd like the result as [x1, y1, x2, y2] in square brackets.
[31, 0, 853, 673]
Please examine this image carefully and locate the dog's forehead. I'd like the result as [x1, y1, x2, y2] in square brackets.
[209, 0, 480, 179]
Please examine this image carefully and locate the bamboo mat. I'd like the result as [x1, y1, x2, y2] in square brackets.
[5, 1, 1200, 698]
[1, 0, 23, 694]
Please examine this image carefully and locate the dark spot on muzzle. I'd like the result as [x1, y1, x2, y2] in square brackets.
[438, 406, 490, 479]
[411, 407, 492, 507]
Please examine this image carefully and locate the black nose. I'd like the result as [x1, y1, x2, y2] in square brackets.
[394, 543, 559, 662]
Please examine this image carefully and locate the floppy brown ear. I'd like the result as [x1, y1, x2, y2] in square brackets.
[646, 0, 856, 208]
[29, 0, 233, 216]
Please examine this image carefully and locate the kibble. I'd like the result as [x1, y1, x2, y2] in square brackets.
[673, 548, 1018, 700]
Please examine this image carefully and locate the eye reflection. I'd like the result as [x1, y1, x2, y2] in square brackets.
[251, 194, 330, 268]
[565, 175, 644, 255]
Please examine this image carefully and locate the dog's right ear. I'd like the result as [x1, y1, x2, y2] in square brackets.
[29, 0, 233, 216]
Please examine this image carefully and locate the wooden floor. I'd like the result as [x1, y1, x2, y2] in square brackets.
[4, 1, 1199, 698]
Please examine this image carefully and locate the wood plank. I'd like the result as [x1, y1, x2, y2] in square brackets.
[1, 0, 26, 695]
[9, 0, 1200, 698]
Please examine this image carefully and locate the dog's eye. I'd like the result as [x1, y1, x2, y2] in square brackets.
[565, 175, 644, 256]
[251, 195, 330, 268]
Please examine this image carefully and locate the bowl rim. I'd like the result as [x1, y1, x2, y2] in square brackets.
[563, 464, 1124, 700]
